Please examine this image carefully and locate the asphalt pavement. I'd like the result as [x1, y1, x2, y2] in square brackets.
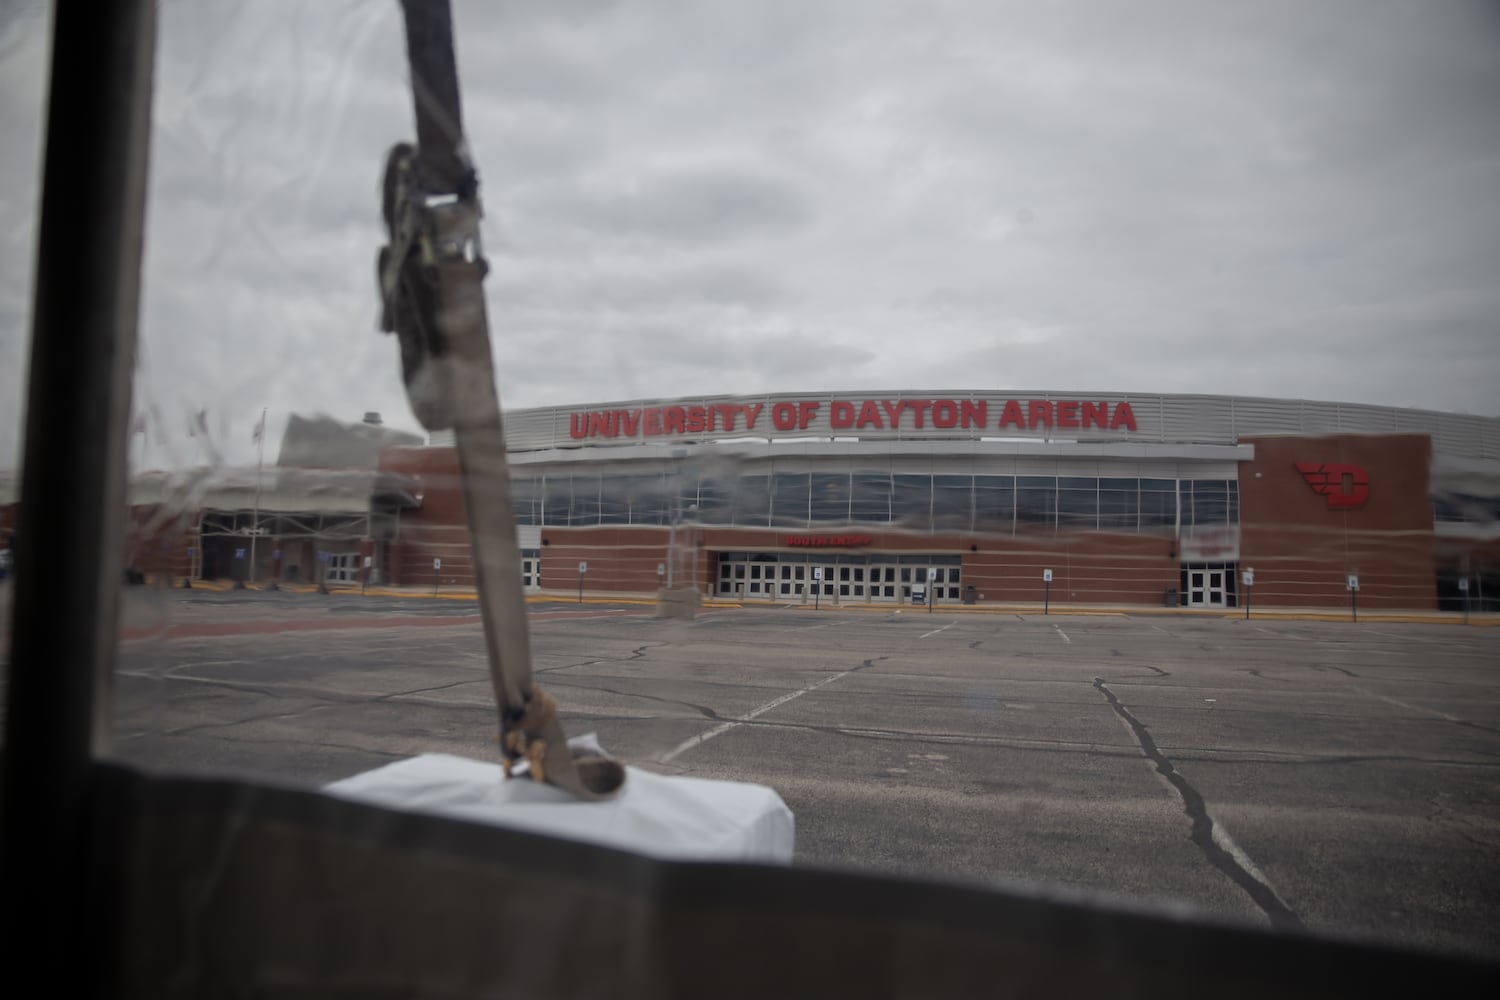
[15, 588, 1500, 962]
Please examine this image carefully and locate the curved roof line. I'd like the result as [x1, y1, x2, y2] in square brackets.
[450, 390, 1499, 461]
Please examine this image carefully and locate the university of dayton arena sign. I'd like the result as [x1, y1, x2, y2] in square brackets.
[568, 397, 1140, 441]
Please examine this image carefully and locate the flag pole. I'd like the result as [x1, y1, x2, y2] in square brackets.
[249, 407, 265, 586]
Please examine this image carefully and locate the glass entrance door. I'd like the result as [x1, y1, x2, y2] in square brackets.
[1186, 566, 1229, 607]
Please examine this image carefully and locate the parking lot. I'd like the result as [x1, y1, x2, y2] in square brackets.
[97, 591, 1500, 961]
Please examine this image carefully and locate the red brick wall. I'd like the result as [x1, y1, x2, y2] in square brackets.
[530, 524, 1179, 604]
[960, 533, 1178, 605]
[539, 526, 677, 593]
[1239, 434, 1435, 609]
[382, 446, 474, 586]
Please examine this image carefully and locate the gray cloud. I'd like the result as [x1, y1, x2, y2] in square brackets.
[2, 0, 1498, 470]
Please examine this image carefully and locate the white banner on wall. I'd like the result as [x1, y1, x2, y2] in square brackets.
[1178, 525, 1241, 563]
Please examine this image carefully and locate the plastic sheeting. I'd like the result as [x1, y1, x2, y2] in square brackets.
[325, 751, 795, 863]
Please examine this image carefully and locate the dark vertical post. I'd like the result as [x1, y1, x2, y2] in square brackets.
[0, 0, 157, 975]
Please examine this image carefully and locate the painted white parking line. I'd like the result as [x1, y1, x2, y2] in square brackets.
[658, 668, 855, 763]
[1054, 624, 1071, 644]
[920, 622, 956, 639]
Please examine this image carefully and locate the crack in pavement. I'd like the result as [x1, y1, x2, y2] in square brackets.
[536, 641, 669, 675]
[542, 678, 723, 721]
[1093, 677, 1305, 932]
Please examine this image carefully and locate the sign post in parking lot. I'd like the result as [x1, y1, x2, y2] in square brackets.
[813, 566, 822, 610]
[1459, 576, 1470, 624]
[1347, 573, 1359, 622]
[578, 560, 587, 604]
[1242, 567, 1254, 620]
[1043, 568, 1053, 615]
[927, 568, 937, 614]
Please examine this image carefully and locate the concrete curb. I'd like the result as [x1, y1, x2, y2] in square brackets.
[161, 582, 1497, 625]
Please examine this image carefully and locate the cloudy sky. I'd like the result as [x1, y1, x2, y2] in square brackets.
[2, 0, 1498, 469]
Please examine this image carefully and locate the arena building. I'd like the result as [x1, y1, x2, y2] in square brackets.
[14, 391, 1491, 612]
[377, 390, 1499, 612]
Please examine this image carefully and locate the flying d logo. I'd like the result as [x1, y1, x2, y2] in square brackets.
[1295, 462, 1370, 510]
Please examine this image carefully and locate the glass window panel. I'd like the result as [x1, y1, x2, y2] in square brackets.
[1188, 480, 1231, 526]
[598, 475, 631, 525]
[772, 472, 811, 525]
[696, 477, 730, 524]
[1057, 477, 1097, 531]
[543, 475, 571, 526]
[1016, 476, 1057, 527]
[892, 475, 932, 531]
[810, 473, 851, 523]
[974, 475, 1015, 532]
[510, 476, 539, 526]
[932, 475, 973, 530]
[568, 475, 601, 526]
[1098, 477, 1139, 531]
[636, 477, 672, 526]
[733, 475, 771, 527]
[851, 470, 892, 522]
[1135, 479, 1172, 529]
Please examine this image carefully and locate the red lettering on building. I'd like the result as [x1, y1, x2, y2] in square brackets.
[998, 400, 1026, 429]
[785, 534, 873, 548]
[565, 396, 1144, 440]
[771, 401, 796, 430]
[1296, 462, 1370, 510]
